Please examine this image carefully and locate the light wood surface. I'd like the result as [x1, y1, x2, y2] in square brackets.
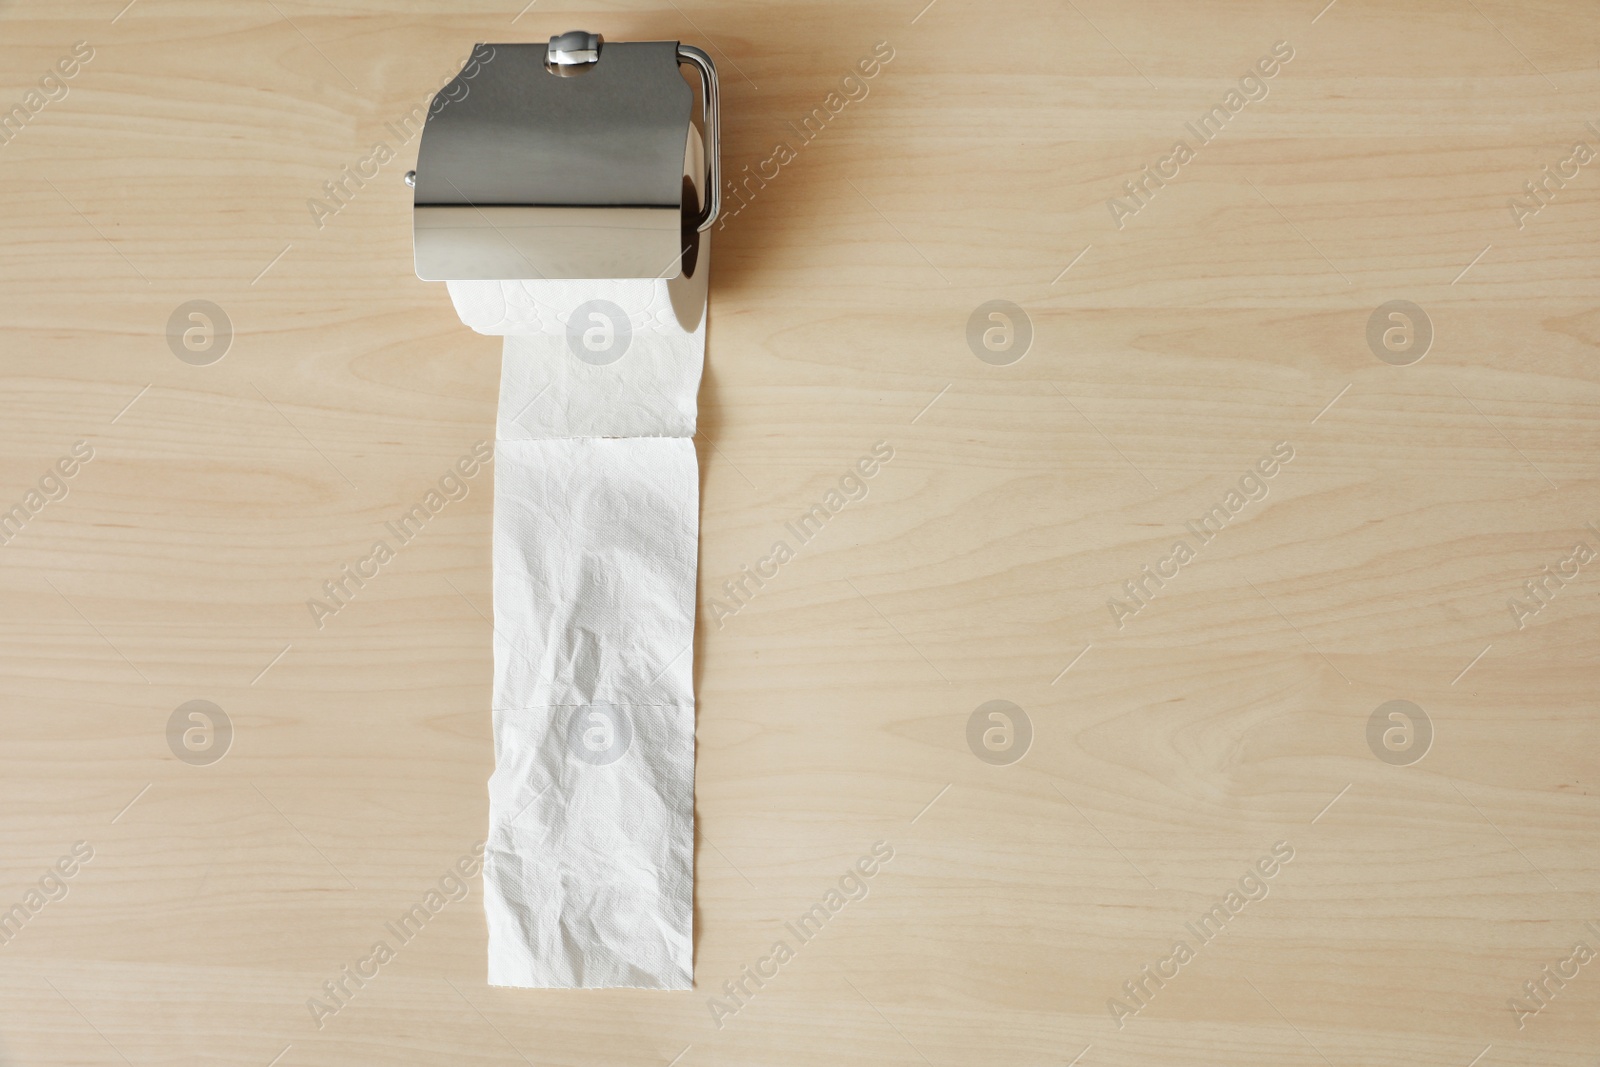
[3, 1, 1598, 1064]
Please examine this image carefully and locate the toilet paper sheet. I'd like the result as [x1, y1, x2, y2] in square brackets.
[465, 253, 705, 989]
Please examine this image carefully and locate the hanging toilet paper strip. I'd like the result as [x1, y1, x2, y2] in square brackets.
[454, 245, 706, 990]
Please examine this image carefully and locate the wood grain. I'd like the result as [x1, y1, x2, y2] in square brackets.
[2, 1, 1597, 1064]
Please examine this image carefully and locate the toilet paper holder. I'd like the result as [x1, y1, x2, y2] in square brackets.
[410, 32, 719, 283]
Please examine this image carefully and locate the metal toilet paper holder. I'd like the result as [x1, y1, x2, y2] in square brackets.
[409, 32, 720, 283]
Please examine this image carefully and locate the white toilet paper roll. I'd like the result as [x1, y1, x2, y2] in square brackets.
[469, 133, 707, 991]
[458, 265, 707, 441]
[448, 276, 686, 337]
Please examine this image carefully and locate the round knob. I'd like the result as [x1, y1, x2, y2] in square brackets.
[546, 31, 602, 75]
